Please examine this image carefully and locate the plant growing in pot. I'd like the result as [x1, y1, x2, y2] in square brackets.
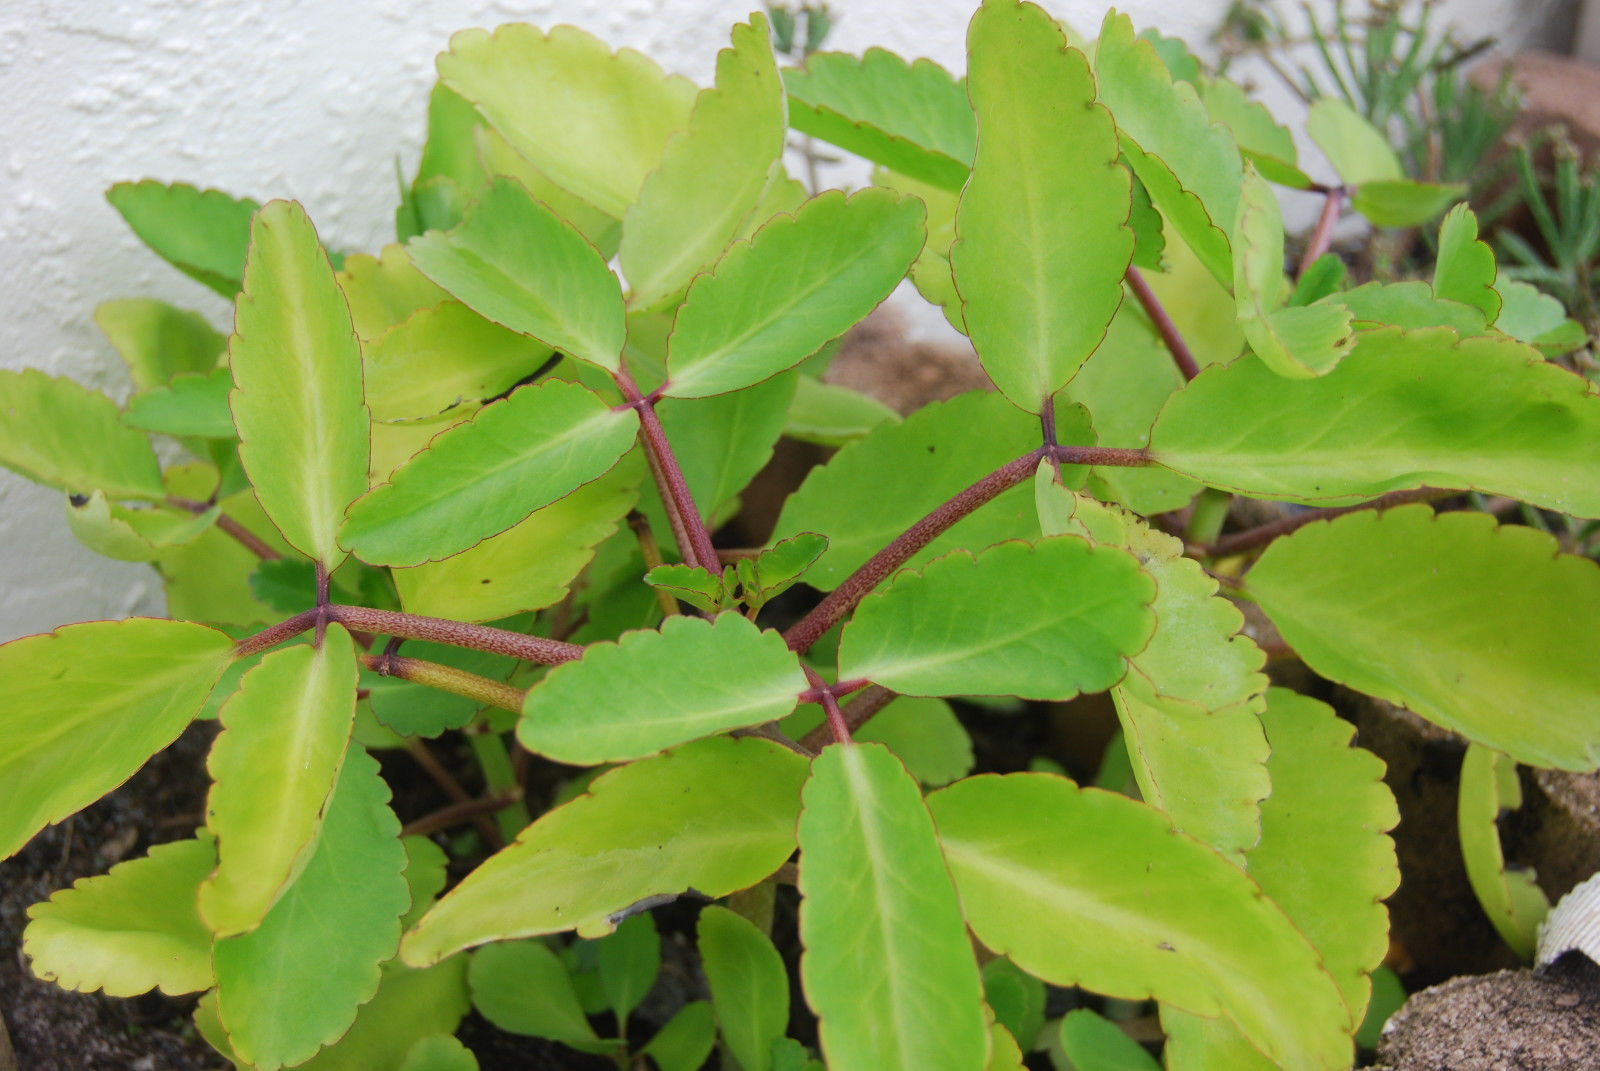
[3, 2, 1598, 1068]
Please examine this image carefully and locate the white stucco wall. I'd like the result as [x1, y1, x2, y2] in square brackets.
[0, 0, 1576, 641]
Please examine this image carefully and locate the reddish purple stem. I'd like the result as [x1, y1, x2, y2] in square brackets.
[615, 369, 719, 573]
[1298, 186, 1346, 281]
[234, 604, 584, 665]
[1125, 267, 1200, 382]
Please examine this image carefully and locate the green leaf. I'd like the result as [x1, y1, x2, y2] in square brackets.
[392, 453, 639, 622]
[200, 625, 358, 936]
[469, 940, 614, 1052]
[1494, 279, 1586, 356]
[874, 165, 966, 331]
[400, 835, 451, 931]
[1291, 254, 1347, 305]
[438, 23, 697, 219]
[295, 958, 471, 1071]
[1327, 280, 1487, 333]
[473, 126, 625, 259]
[94, 298, 226, 390]
[785, 375, 899, 445]
[402, 736, 809, 961]
[1355, 967, 1407, 1050]
[1035, 473, 1268, 859]
[229, 200, 369, 567]
[1305, 98, 1402, 185]
[953, 0, 1132, 412]
[837, 537, 1155, 700]
[798, 743, 988, 1071]
[1095, 12, 1242, 287]
[1059, 1009, 1161, 1071]
[400, 1035, 479, 1071]
[646, 563, 727, 614]
[0, 370, 164, 499]
[927, 774, 1353, 1070]
[1350, 179, 1465, 227]
[337, 244, 451, 341]
[1149, 328, 1600, 517]
[1245, 506, 1600, 769]
[518, 613, 807, 764]
[621, 15, 786, 311]
[599, 912, 661, 1026]
[415, 83, 489, 192]
[0, 618, 234, 860]
[781, 49, 973, 191]
[772, 392, 1075, 590]
[981, 958, 1045, 1050]
[1433, 204, 1501, 321]
[24, 835, 216, 997]
[656, 372, 797, 515]
[1202, 77, 1306, 188]
[66, 492, 219, 562]
[748, 532, 829, 602]
[1248, 690, 1399, 1021]
[1059, 304, 1201, 516]
[785, 695, 975, 788]
[1459, 744, 1551, 959]
[212, 746, 408, 1071]
[638, 1001, 717, 1071]
[700, 905, 790, 1071]
[340, 379, 638, 567]
[406, 177, 627, 371]
[124, 368, 236, 439]
[363, 302, 556, 422]
[106, 180, 260, 297]
[1233, 165, 1353, 377]
[664, 189, 924, 398]
[1161, 1008, 1277, 1071]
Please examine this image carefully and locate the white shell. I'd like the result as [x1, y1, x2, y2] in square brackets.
[1536, 868, 1600, 966]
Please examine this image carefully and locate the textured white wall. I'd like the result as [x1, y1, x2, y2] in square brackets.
[0, 0, 1574, 641]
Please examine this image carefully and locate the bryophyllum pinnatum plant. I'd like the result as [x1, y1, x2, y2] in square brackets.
[5, 2, 1599, 1068]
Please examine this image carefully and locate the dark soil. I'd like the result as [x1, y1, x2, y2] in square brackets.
[0, 721, 225, 1071]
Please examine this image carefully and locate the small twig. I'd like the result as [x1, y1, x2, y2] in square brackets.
[1125, 267, 1200, 381]
[1194, 487, 1453, 557]
[1298, 186, 1347, 281]
[405, 739, 502, 847]
[401, 791, 522, 840]
[327, 605, 584, 665]
[166, 495, 280, 560]
[360, 651, 526, 714]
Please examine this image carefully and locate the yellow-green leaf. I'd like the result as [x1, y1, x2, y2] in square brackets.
[24, 835, 217, 997]
[229, 201, 370, 567]
[0, 370, 164, 499]
[340, 379, 639, 567]
[1246, 506, 1600, 769]
[621, 14, 787, 311]
[927, 773, 1353, 1070]
[199, 624, 358, 936]
[1459, 744, 1550, 959]
[401, 736, 808, 962]
[953, 0, 1132, 412]
[438, 23, 697, 220]
[798, 744, 988, 1071]
[0, 618, 234, 860]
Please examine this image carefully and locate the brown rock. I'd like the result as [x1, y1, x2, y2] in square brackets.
[1374, 955, 1600, 1070]
[1510, 768, 1600, 903]
[823, 304, 988, 415]
[1471, 50, 1600, 164]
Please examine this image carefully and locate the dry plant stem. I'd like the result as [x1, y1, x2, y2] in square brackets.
[359, 651, 526, 714]
[404, 738, 502, 847]
[1198, 487, 1453, 557]
[801, 685, 896, 753]
[401, 791, 521, 840]
[782, 444, 1153, 654]
[629, 510, 680, 618]
[166, 495, 280, 561]
[1125, 266, 1200, 381]
[233, 605, 585, 664]
[615, 368, 719, 572]
[1298, 185, 1347, 280]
